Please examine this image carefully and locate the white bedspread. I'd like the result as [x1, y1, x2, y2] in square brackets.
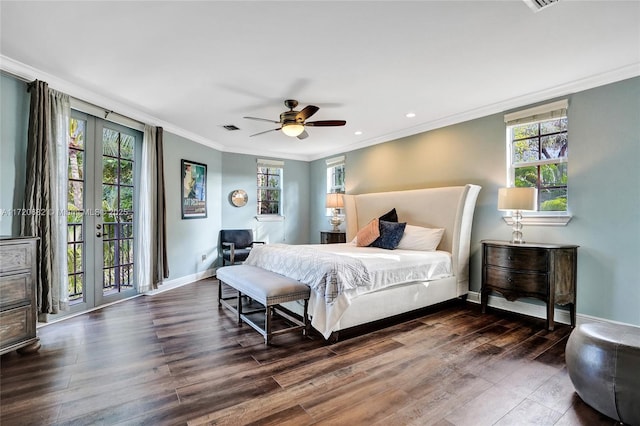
[244, 243, 452, 338]
[244, 243, 372, 304]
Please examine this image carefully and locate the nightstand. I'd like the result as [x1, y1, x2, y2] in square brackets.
[320, 231, 346, 244]
[1, 237, 41, 355]
[481, 240, 578, 331]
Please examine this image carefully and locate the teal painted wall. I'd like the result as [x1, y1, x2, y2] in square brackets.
[0, 73, 29, 236]
[163, 132, 222, 280]
[309, 77, 640, 326]
[220, 152, 310, 246]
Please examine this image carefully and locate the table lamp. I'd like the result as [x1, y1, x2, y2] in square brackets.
[326, 193, 344, 232]
[498, 187, 537, 244]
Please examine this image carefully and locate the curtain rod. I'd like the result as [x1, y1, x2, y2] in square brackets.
[1, 69, 146, 130]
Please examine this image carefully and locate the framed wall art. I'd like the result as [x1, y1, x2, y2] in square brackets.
[181, 159, 207, 219]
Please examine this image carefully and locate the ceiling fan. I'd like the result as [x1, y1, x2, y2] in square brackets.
[244, 99, 346, 140]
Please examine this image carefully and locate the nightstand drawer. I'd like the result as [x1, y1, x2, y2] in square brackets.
[0, 273, 32, 309]
[485, 266, 547, 297]
[485, 245, 548, 271]
[0, 305, 32, 346]
[0, 243, 33, 274]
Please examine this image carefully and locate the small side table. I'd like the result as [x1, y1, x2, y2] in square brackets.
[320, 231, 346, 244]
[481, 239, 578, 331]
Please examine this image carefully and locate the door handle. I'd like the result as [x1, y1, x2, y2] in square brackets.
[96, 232, 102, 238]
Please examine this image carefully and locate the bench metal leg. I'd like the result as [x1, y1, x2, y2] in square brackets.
[303, 298, 309, 336]
[265, 306, 272, 345]
[237, 291, 243, 325]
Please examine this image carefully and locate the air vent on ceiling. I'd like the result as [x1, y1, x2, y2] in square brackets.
[523, 0, 558, 12]
[222, 124, 240, 131]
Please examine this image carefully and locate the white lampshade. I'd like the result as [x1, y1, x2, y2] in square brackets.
[326, 193, 344, 209]
[282, 123, 305, 137]
[498, 187, 537, 211]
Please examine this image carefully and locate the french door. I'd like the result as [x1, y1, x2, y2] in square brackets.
[66, 110, 141, 312]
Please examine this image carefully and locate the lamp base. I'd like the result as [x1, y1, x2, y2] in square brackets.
[511, 210, 525, 244]
[329, 210, 342, 232]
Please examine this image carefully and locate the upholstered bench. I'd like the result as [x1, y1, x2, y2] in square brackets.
[216, 265, 310, 345]
[566, 322, 640, 425]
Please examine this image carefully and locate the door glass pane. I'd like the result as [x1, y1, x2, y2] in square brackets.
[120, 160, 133, 185]
[102, 157, 118, 184]
[103, 128, 119, 156]
[101, 127, 135, 297]
[120, 134, 134, 160]
[67, 118, 86, 305]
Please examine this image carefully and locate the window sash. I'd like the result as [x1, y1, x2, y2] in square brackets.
[506, 102, 569, 214]
[257, 159, 283, 216]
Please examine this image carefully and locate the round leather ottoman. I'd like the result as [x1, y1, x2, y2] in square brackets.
[566, 322, 640, 425]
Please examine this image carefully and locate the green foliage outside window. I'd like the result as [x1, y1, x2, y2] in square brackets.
[510, 117, 568, 212]
[257, 166, 282, 215]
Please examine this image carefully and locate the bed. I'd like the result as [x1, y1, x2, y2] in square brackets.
[245, 184, 481, 341]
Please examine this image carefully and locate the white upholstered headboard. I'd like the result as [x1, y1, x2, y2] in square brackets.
[343, 184, 481, 296]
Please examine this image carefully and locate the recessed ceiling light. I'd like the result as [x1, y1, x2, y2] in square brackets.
[354, 131, 363, 135]
[406, 112, 416, 118]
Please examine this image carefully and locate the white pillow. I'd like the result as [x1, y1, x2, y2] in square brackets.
[396, 225, 445, 251]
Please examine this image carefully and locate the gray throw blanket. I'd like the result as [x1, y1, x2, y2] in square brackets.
[244, 244, 371, 304]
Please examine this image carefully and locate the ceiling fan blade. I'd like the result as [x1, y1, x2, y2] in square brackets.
[297, 130, 309, 140]
[250, 127, 281, 137]
[296, 105, 319, 121]
[244, 116, 280, 124]
[305, 120, 346, 127]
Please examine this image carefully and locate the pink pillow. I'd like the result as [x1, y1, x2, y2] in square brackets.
[356, 218, 380, 247]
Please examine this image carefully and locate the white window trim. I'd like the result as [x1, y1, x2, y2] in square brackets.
[504, 99, 572, 226]
[256, 158, 284, 218]
[502, 214, 572, 227]
[255, 215, 285, 222]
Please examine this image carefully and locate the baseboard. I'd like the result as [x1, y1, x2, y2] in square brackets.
[466, 291, 639, 329]
[144, 268, 216, 296]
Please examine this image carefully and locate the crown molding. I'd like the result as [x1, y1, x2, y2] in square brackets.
[4, 54, 638, 163]
[307, 62, 640, 162]
[0, 55, 226, 152]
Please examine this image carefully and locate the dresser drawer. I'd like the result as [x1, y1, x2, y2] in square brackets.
[0, 242, 33, 274]
[485, 266, 548, 298]
[0, 273, 32, 309]
[0, 305, 33, 346]
[485, 245, 548, 271]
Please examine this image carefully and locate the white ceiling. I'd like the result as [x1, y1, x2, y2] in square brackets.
[1, 1, 639, 161]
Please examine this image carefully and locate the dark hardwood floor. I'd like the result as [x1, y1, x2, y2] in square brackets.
[0, 278, 619, 426]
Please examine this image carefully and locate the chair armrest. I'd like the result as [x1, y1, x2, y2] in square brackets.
[222, 242, 236, 263]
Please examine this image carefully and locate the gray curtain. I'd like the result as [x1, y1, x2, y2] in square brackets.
[155, 127, 169, 282]
[23, 80, 70, 316]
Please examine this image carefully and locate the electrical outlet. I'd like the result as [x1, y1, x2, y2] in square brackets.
[201, 253, 207, 262]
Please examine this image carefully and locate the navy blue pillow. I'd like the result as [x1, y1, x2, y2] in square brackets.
[371, 220, 406, 250]
[379, 208, 398, 223]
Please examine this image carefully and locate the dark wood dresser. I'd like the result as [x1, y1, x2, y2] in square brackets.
[481, 240, 578, 331]
[320, 231, 346, 244]
[0, 236, 41, 355]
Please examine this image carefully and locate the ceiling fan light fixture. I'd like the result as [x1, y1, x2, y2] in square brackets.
[282, 123, 305, 137]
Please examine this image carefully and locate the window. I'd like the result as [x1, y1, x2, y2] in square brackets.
[326, 155, 345, 215]
[257, 158, 283, 216]
[505, 100, 568, 214]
